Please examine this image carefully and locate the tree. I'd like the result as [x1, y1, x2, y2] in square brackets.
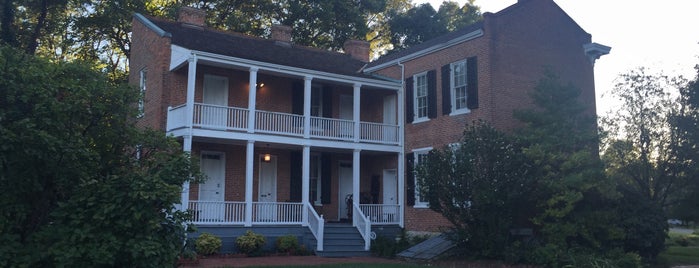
[0, 46, 201, 267]
[416, 120, 534, 260]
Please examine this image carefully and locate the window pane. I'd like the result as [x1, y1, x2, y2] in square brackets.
[415, 74, 428, 119]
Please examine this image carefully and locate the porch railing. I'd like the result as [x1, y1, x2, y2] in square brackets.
[305, 203, 324, 251]
[193, 103, 248, 130]
[310, 116, 355, 141]
[251, 202, 303, 224]
[359, 204, 401, 225]
[255, 110, 304, 136]
[188, 201, 245, 224]
[360, 122, 399, 144]
[352, 203, 372, 250]
[168, 103, 400, 145]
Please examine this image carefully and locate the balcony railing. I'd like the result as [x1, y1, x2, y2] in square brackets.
[359, 204, 401, 225]
[167, 103, 399, 145]
[188, 201, 245, 224]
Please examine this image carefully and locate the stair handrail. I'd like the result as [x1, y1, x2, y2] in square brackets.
[305, 202, 324, 251]
[352, 202, 371, 250]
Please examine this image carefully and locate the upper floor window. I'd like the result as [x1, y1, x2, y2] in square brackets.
[138, 69, 147, 118]
[414, 73, 428, 121]
[451, 60, 468, 112]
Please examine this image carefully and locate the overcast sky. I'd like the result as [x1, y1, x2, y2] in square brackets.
[414, 0, 699, 115]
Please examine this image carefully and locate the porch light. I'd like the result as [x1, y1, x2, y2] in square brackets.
[256, 82, 265, 89]
[263, 153, 271, 162]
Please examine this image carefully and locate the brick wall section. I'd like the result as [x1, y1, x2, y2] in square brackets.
[367, 0, 598, 232]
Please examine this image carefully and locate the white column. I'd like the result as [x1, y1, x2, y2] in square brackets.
[301, 145, 311, 225]
[185, 55, 197, 130]
[397, 152, 405, 228]
[180, 135, 193, 211]
[244, 140, 255, 226]
[247, 67, 258, 133]
[353, 83, 361, 142]
[352, 149, 361, 208]
[303, 76, 312, 138]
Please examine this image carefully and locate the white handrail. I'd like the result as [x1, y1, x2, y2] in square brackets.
[305, 203, 324, 251]
[255, 110, 304, 136]
[360, 121, 399, 144]
[359, 204, 401, 225]
[352, 203, 371, 250]
[188, 201, 245, 224]
[309, 116, 355, 140]
[251, 202, 303, 224]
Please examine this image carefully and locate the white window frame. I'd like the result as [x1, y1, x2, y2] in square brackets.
[138, 68, 147, 118]
[413, 72, 429, 123]
[413, 147, 432, 208]
[450, 60, 471, 115]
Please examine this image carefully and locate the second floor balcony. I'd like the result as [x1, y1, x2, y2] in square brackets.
[167, 103, 400, 145]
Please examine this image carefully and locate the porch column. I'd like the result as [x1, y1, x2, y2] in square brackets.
[303, 76, 312, 138]
[179, 135, 193, 211]
[397, 151, 405, 228]
[352, 149, 361, 208]
[353, 83, 361, 142]
[185, 55, 197, 130]
[244, 140, 255, 226]
[247, 67, 258, 133]
[301, 145, 311, 225]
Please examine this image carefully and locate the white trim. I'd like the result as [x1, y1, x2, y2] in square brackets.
[449, 60, 471, 115]
[363, 29, 484, 73]
[169, 45, 402, 91]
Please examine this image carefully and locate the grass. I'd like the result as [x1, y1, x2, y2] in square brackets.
[244, 264, 426, 268]
[658, 228, 699, 266]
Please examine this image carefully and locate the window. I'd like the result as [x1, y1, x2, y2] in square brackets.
[413, 147, 432, 208]
[138, 69, 147, 118]
[309, 154, 322, 205]
[414, 73, 428, 121]
[451, 60, 469, 113]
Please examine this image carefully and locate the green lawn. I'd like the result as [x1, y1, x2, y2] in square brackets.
[245, 264, 426, 268]
[659, 228, 699, 266]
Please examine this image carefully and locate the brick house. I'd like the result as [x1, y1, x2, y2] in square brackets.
[129, 0, 608, 256]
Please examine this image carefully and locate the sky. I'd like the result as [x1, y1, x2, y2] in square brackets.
[414, 0, 699, 116]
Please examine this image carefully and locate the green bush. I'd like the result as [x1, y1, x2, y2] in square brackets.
[195, 233, 222, 256]
[236, 230, 266, 255]
[275, 235, 299, 254]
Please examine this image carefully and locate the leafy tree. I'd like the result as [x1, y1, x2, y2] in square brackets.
[416, 120, 534, 260]
[514, 71, 623, 264]
[0, 46, 201, 267]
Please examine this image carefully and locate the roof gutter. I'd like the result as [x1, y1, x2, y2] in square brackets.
[363, 29, 484, 73]
[134, 13, 171, 38]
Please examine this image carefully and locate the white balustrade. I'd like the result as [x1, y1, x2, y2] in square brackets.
[255, 110, 304, 136]
[166, 104, 187, 131]
[360, 122, 399, 144]
[352, 203, 372, 250]
[193, 103, 248, 130]
[188, 201, 245, 224]
[310, 116, 355, 140]
[359, 204, 401, 225]
[305, 203, 324, 251]
[252, 202, 303, 224]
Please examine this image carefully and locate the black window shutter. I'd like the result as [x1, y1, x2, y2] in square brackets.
[292, 81, 303, 115]
[322, 86, 333, 118]
[405, 77, 414, 124]
[466, 57, 479, 109]
[427, 70, 437, 119]
[406, 154, 415, 206]
[289, 151, 302, 202]
[441, 64, 451, 115]
[321, 153, 332, 204]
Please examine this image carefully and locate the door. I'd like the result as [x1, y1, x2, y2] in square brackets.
[339, 95, 353, 138]
[382, 169, 398, 222]
[257, 155, 277, 221]
[383, 95, 397, 142]
[202, 75, 229, 128]
[338, 161, 353, 220]
[199, 152, 225, 221]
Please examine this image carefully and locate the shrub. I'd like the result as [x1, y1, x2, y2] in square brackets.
[275, 235, 299, 254]
[236, 230, 266, 255]
[180, 237, 198, 260]
[195, 233, 222, 256]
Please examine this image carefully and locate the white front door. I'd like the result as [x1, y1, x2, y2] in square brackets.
[257, 155, 277, 221]
[383, 95, 397, 142]
[199, 152, 225, 221]
[202, 75, 229, 128]
[339, 95, 353, 138]
[338, 161, 353, 220]
[382, 169, 398, 221]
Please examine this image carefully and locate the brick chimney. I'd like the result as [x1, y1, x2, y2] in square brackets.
[343, 39, 370, 62]
[271, 24, 292, 43]
[178, 6, 206, 27]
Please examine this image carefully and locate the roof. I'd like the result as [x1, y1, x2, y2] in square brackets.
[140, 15, 377, 80]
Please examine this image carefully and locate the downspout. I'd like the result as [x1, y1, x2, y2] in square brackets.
[397, 61, 406, 228]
